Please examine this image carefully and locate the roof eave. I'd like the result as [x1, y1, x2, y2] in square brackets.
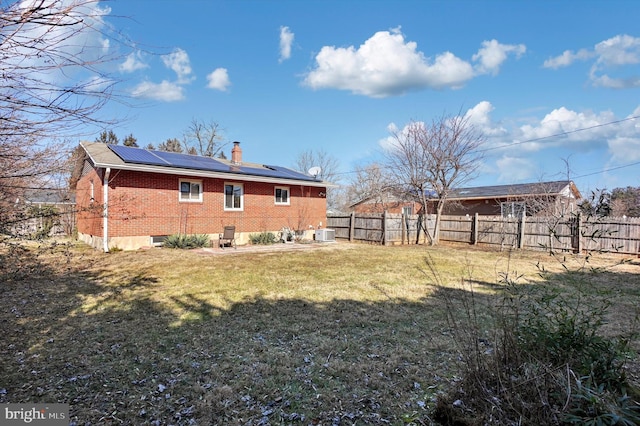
[90, 159, 332, 188]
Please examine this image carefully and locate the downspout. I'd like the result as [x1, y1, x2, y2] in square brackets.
[103, 167, 111, 253]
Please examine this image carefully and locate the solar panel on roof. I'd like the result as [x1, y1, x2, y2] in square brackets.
[108, 144, 320, 182]
[109, 144, 169, 166]
[152, 150, 229, 172]
[265, 165, 316, 180]
[237, 165, 317, 182]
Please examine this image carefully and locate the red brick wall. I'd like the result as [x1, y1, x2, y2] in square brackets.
[77, 167, 327, 239]
[76, 167, 104, 237]
[352, 201, 422, 214]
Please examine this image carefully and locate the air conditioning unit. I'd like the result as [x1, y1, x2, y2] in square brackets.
[315, 228, 336, 242]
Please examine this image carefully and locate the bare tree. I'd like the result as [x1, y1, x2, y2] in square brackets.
[293, 149, 341, 211]
[183, 119, 227, 157]
[294, 149, 339, 181]
[385, 112, 485, 244]
[345, 163, 392, 212]
[1, 1, 126, 141]
[0, 0, 132, 233]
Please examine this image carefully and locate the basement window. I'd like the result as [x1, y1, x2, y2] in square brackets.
[275, 186, 290, 205]
[151, 235, 168, 246]
[179, 179, 202, 202]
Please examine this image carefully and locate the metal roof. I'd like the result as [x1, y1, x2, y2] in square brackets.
[81, 142, 331, 187]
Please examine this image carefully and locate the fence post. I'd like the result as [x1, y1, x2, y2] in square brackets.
[401, 213, 406, 244]
[519, 214, 526, 249]
[576, 212, 583, 254]
[349, 212, 355, 242]
[382, 210, 387, 246]
[473, 213, 479, 245]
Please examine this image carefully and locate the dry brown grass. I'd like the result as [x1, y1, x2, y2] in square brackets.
[1, 239, 638, 424]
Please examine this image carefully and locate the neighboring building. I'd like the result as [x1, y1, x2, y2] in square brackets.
[75, 141, 330, 251]
[349, 191, 420, 216]
[13, 189, 76, 236]
[349, 180, 582, 219]
[442, 180, 582, 218]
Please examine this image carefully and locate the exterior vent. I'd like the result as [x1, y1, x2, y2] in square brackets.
[315, 229, 335, 242]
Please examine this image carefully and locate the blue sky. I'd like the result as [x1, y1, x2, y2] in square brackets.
[88, 0, 640, 194]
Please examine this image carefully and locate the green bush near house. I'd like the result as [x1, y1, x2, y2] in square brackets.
[249, 232, 277, 245]
[163, 233, 210, 249]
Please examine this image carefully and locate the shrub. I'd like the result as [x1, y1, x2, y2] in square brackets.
[430, 254, 640, 426]
[163, 233, 209, 249]
[249, 232, 276, 245]
[27, 205, 59, 240]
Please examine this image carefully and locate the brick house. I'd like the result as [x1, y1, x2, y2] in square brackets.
[350, 180, 581, 218]
[75, 141, 330, 251]
[349, 192, 421, 215]
[442, 180, 582, 217]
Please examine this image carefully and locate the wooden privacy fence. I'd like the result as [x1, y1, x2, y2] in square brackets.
[327, 213, 640, 255]
[327, 212, 435, 245]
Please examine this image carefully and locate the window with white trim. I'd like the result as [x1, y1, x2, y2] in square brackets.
[275, 186, 290, 205]
[501, 201, 526, 218]
[224, 183, 243, 210]
[179, 179, 202, 202]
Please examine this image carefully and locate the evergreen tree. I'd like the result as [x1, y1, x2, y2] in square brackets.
[95, 130, 119, 145]
[123, 134, 138, 147]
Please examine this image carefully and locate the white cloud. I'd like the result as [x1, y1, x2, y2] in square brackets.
[607, 110, 640, 162]
[380, 101, 505, 150]
[82, 75, 113, 93]
[131, 80, 184, 102]
[279, 26, 294, 63]
[119, 51, 148, 73]
[304, 28, 475, 97]
[304, 29, 524, 97]
[495, 156, 537, 183]
[545, 35, 640, 89]
[472, 39, 526, 75]
[206, 68, 231, 91]
[129, 47, 193, 101]
[377, 103, 640, 184]
[464, 101, 508, 137]
[517, 107, 616, 151]
[594, 34, 640, 66]
[162, 48, 193, 84]
[608, 136, 640, 162]
[10, 0, 113, 84]
[543, 49, 593, 69]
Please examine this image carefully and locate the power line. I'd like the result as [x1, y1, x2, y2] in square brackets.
[480, 114, 640, 153]
[572, 160, 640, 179]
[330, 115, 640, 179]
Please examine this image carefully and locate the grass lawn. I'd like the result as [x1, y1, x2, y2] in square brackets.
[1, 240, 639, 425]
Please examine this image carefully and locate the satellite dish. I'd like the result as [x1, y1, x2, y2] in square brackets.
[308, 166, 322, 178]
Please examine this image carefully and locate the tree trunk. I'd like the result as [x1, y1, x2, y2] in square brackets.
[432, 201, 445, 246]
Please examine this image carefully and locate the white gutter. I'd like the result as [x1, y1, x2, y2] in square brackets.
[103, 167, 111, 253]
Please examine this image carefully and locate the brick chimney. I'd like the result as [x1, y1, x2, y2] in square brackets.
[231, 141, 242, 165]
